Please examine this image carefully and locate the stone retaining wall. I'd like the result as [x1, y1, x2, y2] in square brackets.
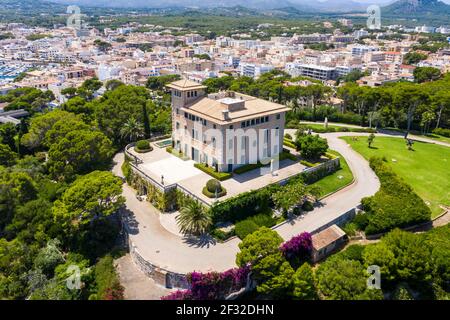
[128, 238, 189, 289]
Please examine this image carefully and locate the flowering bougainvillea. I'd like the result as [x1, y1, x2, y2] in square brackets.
[161, 289, 193, 300]
[161, 232, 314, 300]
[160, 265, 250, 300]
[280, 232, 312, 260]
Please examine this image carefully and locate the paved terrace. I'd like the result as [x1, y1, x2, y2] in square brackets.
[127, 142, 307, 205]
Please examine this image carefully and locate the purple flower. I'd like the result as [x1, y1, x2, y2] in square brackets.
[280, 232, 312, 259]
[161, 289, 193, 300]
[181, 266, 250, 300]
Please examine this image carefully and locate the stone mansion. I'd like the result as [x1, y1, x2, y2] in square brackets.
[167, 79, 290, 173]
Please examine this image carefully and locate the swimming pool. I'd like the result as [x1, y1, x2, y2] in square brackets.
[155, 139, 172, 148]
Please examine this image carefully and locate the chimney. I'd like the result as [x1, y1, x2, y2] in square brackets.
[222, 110, 230, 121]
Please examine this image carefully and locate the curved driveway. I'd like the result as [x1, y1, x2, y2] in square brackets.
[274, 130, 380, 240]
[113, 131, 448, 274]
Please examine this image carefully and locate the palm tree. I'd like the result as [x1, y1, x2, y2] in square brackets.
[120, 117, 144, 142]
[176, 201, 212, 236]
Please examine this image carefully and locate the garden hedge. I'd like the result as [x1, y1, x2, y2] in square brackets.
[433, 128, 450, 138]
[210, 184, 281, 224]
[209, 156, 339, 225]
[283, 139, 297, 149]
[360, 157, 431, 235]
[304, 126, 377, 134]
[300, 159, 340, 184]
[194, 163, 232, 181]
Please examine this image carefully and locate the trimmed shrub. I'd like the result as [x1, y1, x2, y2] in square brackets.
[301, 159, 340, 184]
[284, 133, 292, 140]
[283, 139, 297, 149]
[233, 163, 261, 174]
[136, 140, 150, 150]
[234, 152, 296, 175]
[306, 126, 336, 133]
[135, 140, 152, 152]
[202, 186, 227, 198]
[279, 151, 298, 161]
[235, 220, 259, 239]
[361, 157, 431, 235]
[325, 152, 338, 159]
[210, 183, 281, 224]
[352, 128, 377, 133]
[300, 160, 320, 167]
[194, 163, 232, 181]
[206, 179, 222, 193]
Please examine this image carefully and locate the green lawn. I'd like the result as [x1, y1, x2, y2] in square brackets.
[309, 150, 354, 198]
[341, 136, 450, 218]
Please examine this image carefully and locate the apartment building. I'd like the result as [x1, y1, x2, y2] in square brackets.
[239, 63, 274, 78]
[167, 79, 289, 173]
[286, 63, 337, 81]
[351, 45, 379, 56]
[291, 33, 330, 44]
[384, 51, 403, 64]
[176, 60, 214, 73]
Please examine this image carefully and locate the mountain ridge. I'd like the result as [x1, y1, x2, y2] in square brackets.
[383, 0, 450, 18]
[34, 0, 399, 12]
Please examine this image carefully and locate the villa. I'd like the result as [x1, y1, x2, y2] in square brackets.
[167, 79, 290, 172]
